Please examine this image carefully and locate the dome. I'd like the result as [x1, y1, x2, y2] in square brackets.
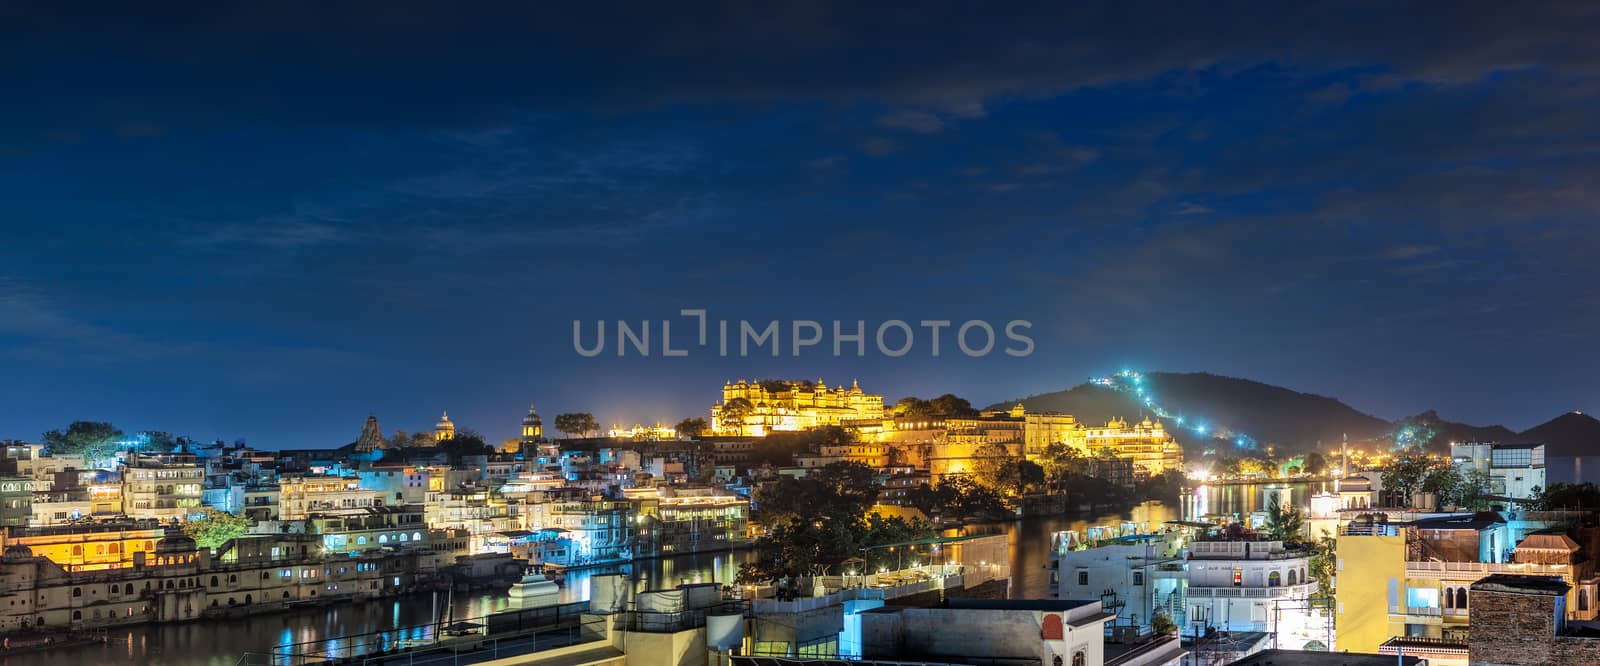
[156, 533, 198, 553]
[3, 544, 34, 562]
[437, 411, 454, 429]
[522, 404, 541, 426]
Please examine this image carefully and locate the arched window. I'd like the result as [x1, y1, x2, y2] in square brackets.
[1581, 590, 1590, 612]
[211, 576, 219, 586]
[229, 575, 237, 583]
[96, 544, 106, 555]
[125, 584, 134, 595]
[109, 543, 121, 555]
[73, 611, 82, 621]
[72, 545, 83, 557]
[282, 591, 290, 599]
[1288, 570, 1298, 585]
[1456, 588, 1468, 610]
[378, 535, 388, 544]
[1072, 651, 1086, 666]
[1444, 587, 1455, 609]
[413, 532, 422, 542]
[398, 533, 408, 542]
[1268, 571, 1282, 587]
[357, 536, 367, 545]
[72, 588, 82, 597]
[245, 594, 252, 604]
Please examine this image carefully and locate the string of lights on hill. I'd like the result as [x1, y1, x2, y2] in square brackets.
[1090, 370, 1258, 451]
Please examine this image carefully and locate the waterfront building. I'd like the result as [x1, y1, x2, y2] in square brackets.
[120, 454, 204, 521]
[1451, 442, 1545, 501]
[542, 497, 632, 565]
[1084, 418, 1183, 477]
[858, 598, 1184, 666]
[626, 486, 748, 556]
[1024, 410, 1089, 458]
[711, 379, 885, 436]
[2, 522, 168, 571]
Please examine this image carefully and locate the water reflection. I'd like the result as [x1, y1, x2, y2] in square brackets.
[1, 503, 1175, 666]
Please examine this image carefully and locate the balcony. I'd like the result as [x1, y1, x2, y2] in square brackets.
[1186, 582, 1318, 599]
[1388, 604, 1443, 624]
[1404, 561, 1570, 578]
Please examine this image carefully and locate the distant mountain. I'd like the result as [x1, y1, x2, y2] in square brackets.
[991, 372, 1392, 451]
[1517, 412, 1600, 456]
[1392, 410, 1519, 448]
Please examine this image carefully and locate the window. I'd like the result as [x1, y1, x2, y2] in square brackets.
[1072, 651, 1086, 666]
[1456, 588, 1468, 610]
[1233, 569, 1243, 587]
[1077, 571, 1088, 586]
[1268, 571, 1281, 587]
[1133, 571, 1144, 586]
[1581, 589, 1590, 612]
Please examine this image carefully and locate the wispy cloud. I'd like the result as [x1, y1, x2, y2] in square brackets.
[877, 110, 947, 134]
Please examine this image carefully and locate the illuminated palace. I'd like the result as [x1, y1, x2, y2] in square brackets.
[711, 379, 885, 436]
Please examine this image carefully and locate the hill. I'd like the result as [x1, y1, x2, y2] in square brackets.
[992, 372, 1392, 451]
[1517, 412, 1600, 456]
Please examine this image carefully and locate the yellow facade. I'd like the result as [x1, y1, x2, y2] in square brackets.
[711, 379, 884, 436]
[1334, 531, 1408, 653]
[5, 527, 167, 572]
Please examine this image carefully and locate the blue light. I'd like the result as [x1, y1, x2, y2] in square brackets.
[1175, 417, 1185, 424]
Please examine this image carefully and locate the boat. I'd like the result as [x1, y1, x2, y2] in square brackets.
[507, 566, 562, 607]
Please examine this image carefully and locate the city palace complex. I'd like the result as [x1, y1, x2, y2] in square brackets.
[0, 377, 1596, 666]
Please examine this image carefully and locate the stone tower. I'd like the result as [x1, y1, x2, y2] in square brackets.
[521, 403, 544, 444]
[355, 415, 385, 452]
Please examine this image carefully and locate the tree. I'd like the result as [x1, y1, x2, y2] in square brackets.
[1380, 454, 1434, 498]
[1038, 441, 1087, 489]
[42, 421, 124, 464]
[1308, 533, 1337, 604]
[674, 417, 708, 439]
[892, 397, 934, 417]
[1151, 613, 1177, 636]
[385, 429, 412, 449]
[1264, 500, 1306, 546]
[719, 398, 754, 429]
[554, 413, 599, 438]
[928, 394, 979, 418]
[1012, 460, 1046, 495]
[434, 433, 494, 465]
[183, 508, 254, 550]
[969, 442, 1017, 491]
[812, 461, 880, 507]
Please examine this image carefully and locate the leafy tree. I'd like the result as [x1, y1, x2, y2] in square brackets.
[1038, 441, 1087, 489]
[718, 398, 754, 428]
[184, 507, 254, 550]
[42, 421, 124, 464]
[969, 441, 1017, 491]
[554, 413, 599, 438]
[1264, 500, 1307, 546]
[385, 429, 413, 449]
[435, 433, 494, 465]
[892, 397, 935, 417]
[905, 476, 1008, 519]
[1308, 533, 1337, 603]
[1380, 454, 1434, 498]
[1235, 457, 1271, 477]
[1532, 483, 1600, 510]
[1151, 613, 1177, 636]
[674, 417, 708, 439]
[928, 394, 979, 418]
[1011, 459, 1046, 495]
[811, 461, 880, 507]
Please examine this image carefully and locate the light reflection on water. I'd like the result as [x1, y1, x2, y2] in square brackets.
[0, 503, 1191, 666]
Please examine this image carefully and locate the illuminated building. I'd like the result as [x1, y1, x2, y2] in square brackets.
[120, 455, 203, 520]
[711, 379, 884, 436]
[1185, 537, 1319, 637]
[3, 522, 168, 571]
[433, 410, 456, 443]
[1, 476, 34, 526]
[1451, 442, 1545, 501]
[1050, 532, 1186, 629]
[626, 486, 749, 556]
[1083, 417, 1183, 477]
[1335, 513, 1600, 663]
[278, 475, 385, 521]
[1023, 410, 1088, 458]
[606, 423, 680, 440]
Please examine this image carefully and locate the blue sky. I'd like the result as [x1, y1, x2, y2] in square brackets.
[1, 3, 1597, 447]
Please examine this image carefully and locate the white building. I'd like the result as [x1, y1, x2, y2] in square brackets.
[1052, 533, 1187, 630]
[1185, 538, 1318, 634]
[1451, 442, 1545, 501]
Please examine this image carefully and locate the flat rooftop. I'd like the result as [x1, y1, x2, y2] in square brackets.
[1224, 649, 1424, 666]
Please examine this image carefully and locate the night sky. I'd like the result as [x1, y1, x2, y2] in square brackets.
[2, 4, 1596, 447]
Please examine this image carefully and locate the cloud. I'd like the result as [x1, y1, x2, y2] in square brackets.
[859, 136, 897, 156]
[3, 3, 1597, 139]
[877, 110, 946, 134]
[1174, 202, 1214, 216]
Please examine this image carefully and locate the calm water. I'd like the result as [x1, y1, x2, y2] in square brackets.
[1, 503, 1175, 666]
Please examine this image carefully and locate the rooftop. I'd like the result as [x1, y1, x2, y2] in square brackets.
[1471, 573, 1571, 596]
[1225, 649, 1423, 665]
